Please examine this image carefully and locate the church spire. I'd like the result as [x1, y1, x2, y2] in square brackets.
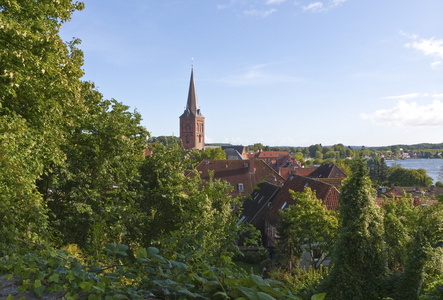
[179, 65, 205, 150]
[182, 66, 202, 117]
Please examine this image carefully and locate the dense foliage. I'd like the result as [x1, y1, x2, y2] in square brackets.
[2, 1, 443, 299]
[276, 188, 338, 271]
[321, 155, 388, 300]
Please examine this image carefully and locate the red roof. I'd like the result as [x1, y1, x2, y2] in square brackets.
[256, 151, 290, 159]
[193, 159, 285, 197]
[264, 175, 340, 225]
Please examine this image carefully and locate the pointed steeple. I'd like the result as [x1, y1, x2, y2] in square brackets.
[181, 67, 203, 117]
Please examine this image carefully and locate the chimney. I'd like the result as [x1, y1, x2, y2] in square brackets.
[249, 157, 255, 174]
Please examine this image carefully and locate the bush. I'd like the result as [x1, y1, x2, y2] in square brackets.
[269, 267, 329, 300]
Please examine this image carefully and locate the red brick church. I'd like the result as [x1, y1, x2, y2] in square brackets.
[179, 67, 205, 150]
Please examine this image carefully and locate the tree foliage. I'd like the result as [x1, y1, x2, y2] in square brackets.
[276, 188, 338, 271]
[322, 155, 387, 299]
[388, 164, 433, 187]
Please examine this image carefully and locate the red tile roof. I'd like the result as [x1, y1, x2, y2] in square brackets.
[193, 159, 285, 197]
[264, 175, 340, 225]
[307, 163, 347, 179]
[292, 167, 317, 177]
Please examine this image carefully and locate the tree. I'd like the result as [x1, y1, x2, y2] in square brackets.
[189, 147, 226, 166]
[309, 144, 322, 158]
[45, 92, 148, 254]
[367, 156, 388, 186]
[388, 165, 433, 187]
[393, 203, 443, 300]
[381, 195, 418, 272]
[322, 155, 387, 300]
[128, 141, 247, 263]
[1, 0, 85, 251]
[276, 188, 338, 271]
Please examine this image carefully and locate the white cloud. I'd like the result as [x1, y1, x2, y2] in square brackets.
[303, 0, 348, 12]
[405, 35, 443, 68]
[361, 96, 443, 127]
[243, 8, 277, 17]
[384, 93, 421, 100]
[219, 64, 302, 86]
[303, 2, 324, 12]
[266, 0, 286, 4]
[331, 0, 347, 7]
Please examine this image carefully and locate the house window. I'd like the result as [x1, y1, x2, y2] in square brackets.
[238, 183, 243, 191]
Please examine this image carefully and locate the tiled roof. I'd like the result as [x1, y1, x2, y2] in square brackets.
[221, 145, 246, 158]
[223, 148, 245, 160]
[384, 186, 443, 201]
[194, 159, 285, 197]
[241, 182, 281, 225]
[292, 167, 317, 177]
[256, 151, 289, 159]
[307, 163, 347, 179]
[264, 175, 340, 225]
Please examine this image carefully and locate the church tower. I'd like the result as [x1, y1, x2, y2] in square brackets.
[180, 67, 205, 150]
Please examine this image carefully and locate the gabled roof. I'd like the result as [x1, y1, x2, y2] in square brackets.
[241, 182, 281, 225]
[223, 148, 244, 160]
[307, 163, 347, 179]
[292, 167, 317, 177]
[221, 145, 246, 159]
[194, 159, 285, 197]
[384, 186, 443, 201]
[256, 151, 289, 159]
[264, 175, 340, 225]
[180, 67, 203, 118]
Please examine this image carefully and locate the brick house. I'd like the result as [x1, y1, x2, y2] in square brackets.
[193, 158, 285, 198]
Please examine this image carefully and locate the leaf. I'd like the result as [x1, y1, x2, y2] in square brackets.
[147, 247, 159, 256]
[237, 286, 258, 299]
[113, 295, 130, 299]
[256, 292, 276, 300]
[33, 279, 42, 289]
[311, 293, 327, 300]
[48, 273, 60, 283]
[79, 281, 94, 292]
[135, 247, 148, 259]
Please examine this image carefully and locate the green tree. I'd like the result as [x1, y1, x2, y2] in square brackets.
[393, 203, 443, 300]
[322, 155, 387, 300]
[367, 156, 388, 186]
[45, 91, 148, 254]
[314, 150, 323, 159]
[0, 115, 48, 249]
[388, 165, 433, 187]
[309, 144, 322, 158]
[1, 0, 85, 251]
[128, 142, 248, 263]
[1, 0, 86, 169]
[382, 195, 418, 272]
[276, 188, 338, 271]
[189, 146, 226, 166]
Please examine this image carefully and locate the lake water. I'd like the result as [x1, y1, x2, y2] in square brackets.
[385, 159, 443, 184]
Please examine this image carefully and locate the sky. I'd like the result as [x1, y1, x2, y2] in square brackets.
[59, 0, 443, 147]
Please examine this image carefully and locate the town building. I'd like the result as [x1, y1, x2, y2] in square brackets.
[179, 67, 205, 150]
[193, 158, 285, 198]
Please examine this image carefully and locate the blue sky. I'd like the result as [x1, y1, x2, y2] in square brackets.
[59, 0, 443, 147]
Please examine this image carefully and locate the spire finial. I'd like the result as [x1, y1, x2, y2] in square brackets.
[191, 57, 194, 68]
